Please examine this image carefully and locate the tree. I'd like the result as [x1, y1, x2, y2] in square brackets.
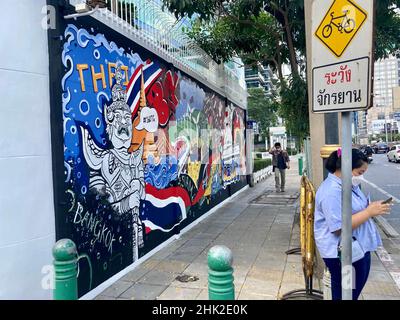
[278, 75, 309, 144]
[247, 88, 279, 138]
[163, 0, 400, 64]
[375, 1, 400, 60]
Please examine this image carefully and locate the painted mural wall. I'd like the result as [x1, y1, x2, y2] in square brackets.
[56, 20, 247, 297]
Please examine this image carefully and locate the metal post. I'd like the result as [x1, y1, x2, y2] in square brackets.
[208, 245, 235, 300]
[323, 113, 340, 180]
[53, 239, 78, 300]
[341, 112, 353, 300]
[298, 156, 303, 176]
[385, 117, 389, 143]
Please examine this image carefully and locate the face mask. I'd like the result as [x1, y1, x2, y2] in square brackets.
[352, 175, 364, 186]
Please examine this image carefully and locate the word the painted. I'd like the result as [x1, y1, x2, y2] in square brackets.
[77, 63, 130, 93]
[73, 202, 116, 254]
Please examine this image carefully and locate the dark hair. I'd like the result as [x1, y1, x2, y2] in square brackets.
[274, 142, 281, 148]
[325, 148, 368, 173]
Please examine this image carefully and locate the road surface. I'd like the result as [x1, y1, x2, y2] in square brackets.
[362, 153, 400, 234]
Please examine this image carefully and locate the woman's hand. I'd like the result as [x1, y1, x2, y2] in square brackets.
[366, 201, 392, 217]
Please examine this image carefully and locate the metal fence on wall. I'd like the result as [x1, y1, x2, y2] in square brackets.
[68, 0, 247, 108]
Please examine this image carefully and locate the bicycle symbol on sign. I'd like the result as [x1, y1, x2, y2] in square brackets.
[322, 10, 356, 38]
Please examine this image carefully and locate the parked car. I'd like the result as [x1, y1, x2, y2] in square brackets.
[387, 145, 400, 163]
[374, 143, 389, 154]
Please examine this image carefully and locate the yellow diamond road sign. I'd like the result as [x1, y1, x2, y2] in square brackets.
[315, 0, 367, 57]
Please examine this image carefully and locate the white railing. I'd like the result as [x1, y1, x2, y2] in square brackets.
[253, 166, 273, 184]
[68, 0, 248, 108]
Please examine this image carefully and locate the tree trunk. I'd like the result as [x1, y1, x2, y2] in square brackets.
[271, 58, 284, 83]
[282, 11, 299, 76]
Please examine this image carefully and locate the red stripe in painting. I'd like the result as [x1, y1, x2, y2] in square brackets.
[145, 184, 192, 207]
[126, 65, 142, 91]
[192, 185, 205, 206]
[131, 68, 163, 117]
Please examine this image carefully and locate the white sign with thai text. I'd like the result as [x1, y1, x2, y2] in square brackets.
[313, 57, 370, 112]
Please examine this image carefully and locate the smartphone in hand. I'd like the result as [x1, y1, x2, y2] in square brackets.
[381, 197, 393, 205]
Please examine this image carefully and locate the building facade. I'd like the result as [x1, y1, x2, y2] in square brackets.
[244, 63, 275, 95]
[356, 57, 400, 137]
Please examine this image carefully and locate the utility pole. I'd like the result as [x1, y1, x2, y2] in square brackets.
[385, 115, 389, 143]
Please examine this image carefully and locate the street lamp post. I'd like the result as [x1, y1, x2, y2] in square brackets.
[374, 92, 389, 143]
[385, 114, 389, 143]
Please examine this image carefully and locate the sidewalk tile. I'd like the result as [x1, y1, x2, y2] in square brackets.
[137, 269, 180, 286]
[168, 252, 199, 263]
[246, 267, 284, 282]
[368, 270, 397, 283]
[99, 280, 132, 298]
[362, 294, 400, 300]
[120, 267, 150, 283]
[157, 287, 202, 300]
[238, 290, 277, 300]
[169, 276, 208, 289]
[153, 260, 190, 273]
[183, 262, 209, 276]
[95, 295, 115, 300]
[241, 278, 280, 296]
[141, 259, 161, 270]
[361, 281, 400, 296]
[120, 283, 168, 300]
[195, 289, 209, 300]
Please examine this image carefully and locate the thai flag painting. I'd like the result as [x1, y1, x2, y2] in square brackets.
[126, 59, 163, 116]
[141, 185, 192, 234]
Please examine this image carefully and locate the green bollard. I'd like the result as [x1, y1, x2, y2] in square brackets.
[53, 239, 78, 300]
[298, 156, 303, 176]
[208, 245, 235, 300]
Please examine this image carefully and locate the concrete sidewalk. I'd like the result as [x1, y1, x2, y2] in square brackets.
[95, 157, 400, 300]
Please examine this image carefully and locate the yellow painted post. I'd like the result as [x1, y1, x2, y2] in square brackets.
[300, 177, 307, 261]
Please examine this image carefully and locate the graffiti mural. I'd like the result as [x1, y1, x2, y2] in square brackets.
[58, 23, 247, 296]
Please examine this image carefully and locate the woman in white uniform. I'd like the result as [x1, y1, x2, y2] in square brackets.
[314, 148, 391, 300]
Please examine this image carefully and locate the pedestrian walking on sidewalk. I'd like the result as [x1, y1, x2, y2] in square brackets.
[269, 142, 290, 192]
[314, 148, 392, 300]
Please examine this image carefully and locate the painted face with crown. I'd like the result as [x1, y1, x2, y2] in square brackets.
[105, 67, 132, 150]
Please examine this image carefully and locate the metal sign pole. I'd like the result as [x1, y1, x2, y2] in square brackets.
[341, 111, 353, 300]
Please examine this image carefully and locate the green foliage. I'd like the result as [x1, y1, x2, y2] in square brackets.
[278, 75, 309, 144]
[163, 1, 400, 62]
[372, 133, 400, 144]
[375, 1, 400, 60]
[188, 11, 289, 73]
[254, 146, 267, 152]
[253, 158, 272, 172]
[247, 88, 278, 137]
[286, 147, 298, 156]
